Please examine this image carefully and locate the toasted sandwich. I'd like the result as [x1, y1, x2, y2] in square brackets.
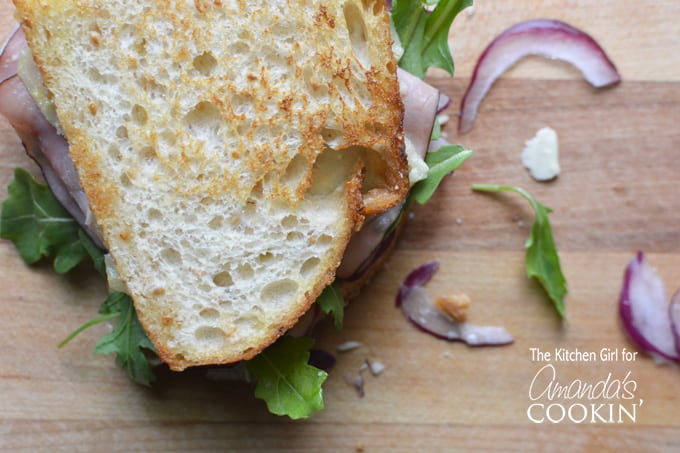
[0, 0, 471, 417]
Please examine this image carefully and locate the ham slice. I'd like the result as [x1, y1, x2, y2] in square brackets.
[0, 25, 104, 248]
[398, 68, 440, 159]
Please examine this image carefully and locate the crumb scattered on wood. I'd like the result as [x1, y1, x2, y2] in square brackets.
[434, 293, 471, 322]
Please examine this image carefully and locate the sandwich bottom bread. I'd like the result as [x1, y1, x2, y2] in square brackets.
[0, 0, 472, 418]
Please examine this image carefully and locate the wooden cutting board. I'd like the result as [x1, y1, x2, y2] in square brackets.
[1, 0, 679, 450]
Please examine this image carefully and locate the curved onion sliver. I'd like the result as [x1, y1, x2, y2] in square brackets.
[619, 252, 680, 363]
[397, 262, 513, 346]
[459, 19, 621, 134]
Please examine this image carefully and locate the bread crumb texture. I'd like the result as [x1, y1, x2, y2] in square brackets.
[15, 0, 406, 369]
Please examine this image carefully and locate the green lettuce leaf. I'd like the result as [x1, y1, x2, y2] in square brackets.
[58, 310, 120, 349]
[392, 0, 428, 77]
[430, 115, 443, 141]
[316, 282, 344, 330]
[392, 0, 472, 78]
[2, 168, 153, 384]
[386, 145, 472, 238]
[422, 0, 472, 75]
[93, 292, 158, 386]
[78, 228, 106, 276]
[0, 167, 102, 273]
[246, 336, 327, 419]
[472, 184, 567, 318]
[411, 144, 472, 204]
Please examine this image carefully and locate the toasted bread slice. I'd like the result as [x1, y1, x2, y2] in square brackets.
[14, 0, 407, 370]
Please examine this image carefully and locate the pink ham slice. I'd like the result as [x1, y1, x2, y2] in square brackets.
[398, 68, 440, 160]
[0, 25, 104, 248]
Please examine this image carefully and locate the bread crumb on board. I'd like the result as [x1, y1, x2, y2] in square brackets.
[434, 293, 471, 322]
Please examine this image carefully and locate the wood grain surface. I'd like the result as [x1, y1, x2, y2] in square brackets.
[1, 0, 679, 451]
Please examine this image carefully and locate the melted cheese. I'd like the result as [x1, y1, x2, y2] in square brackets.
[17, 47, 61, 132]
[405, 136, 428, 186]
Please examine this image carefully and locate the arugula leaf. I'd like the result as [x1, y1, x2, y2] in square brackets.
[392, 0, 472, 78]
[385, 146, 472, 238]
[58, 311, 121, 349]
[0, 167, 99, 273]
[392, 0, 428, 78]
[316, 282, 345, 330]
[411, 145, 472, 204]
[2, 169, 155, 383]
[78, 228, 106, 276]
[472, 184, 567, 318]
[431, 116, 443, 141]
[246, 336, 327, 419]
[93, 292, 157, 386]
[422, 0, 472, 75]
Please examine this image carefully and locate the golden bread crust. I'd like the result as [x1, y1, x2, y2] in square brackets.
[14, 0, 406, 369]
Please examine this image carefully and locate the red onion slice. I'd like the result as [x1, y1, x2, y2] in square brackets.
[397, 262, 513, 346]
[619, 252, 680, 362]
[458, 18, 621, 134]
[308, 349, 337, 373]
[437, 93, 451, 114]
[669, 290, 680, 355]
[396, 261, 440, 307]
